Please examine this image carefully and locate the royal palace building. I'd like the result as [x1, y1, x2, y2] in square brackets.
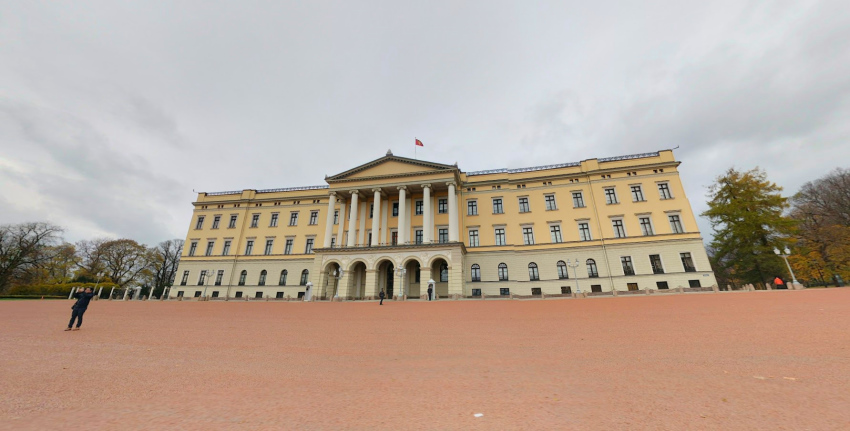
[169, 149, 717, 300]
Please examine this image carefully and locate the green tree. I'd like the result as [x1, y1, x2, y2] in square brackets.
[0, 222, 64, 292]
[702, 167, 796, 286]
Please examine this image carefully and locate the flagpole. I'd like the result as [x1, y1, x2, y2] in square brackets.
[414, 137, 417, 160]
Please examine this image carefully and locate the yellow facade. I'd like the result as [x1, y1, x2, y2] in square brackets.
[170, 150, 717, 300]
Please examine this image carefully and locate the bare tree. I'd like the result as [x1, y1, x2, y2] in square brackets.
[146, 239, 184, 298]
[75, 238, 110, 279]
[0, 222, 64, 292]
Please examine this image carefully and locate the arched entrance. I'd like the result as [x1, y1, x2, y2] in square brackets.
[347, 261, 367, 299]
[324, 262, 342, 300]
[430, 258, 449, 298]
[403, 258, 422, 299]
[377, 259, 395, 298]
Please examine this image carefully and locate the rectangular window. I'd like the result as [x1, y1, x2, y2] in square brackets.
[612, 219, 626, 238]
[522, 227, 534, 245]
[531, 287, 542, 295]
[467, 200, 478, 215]
[305, 238, 314, 254]
[391, 231, 398, 245]
[211, 291, 220, 298]
[572, 192, 585, 208]
[415, 200, 423, 215]
[215, 270, 224, 286]
[180, 270, 189, 286]
[604, 188, 618, 204]
[544, 195, 557, 211]
[518, 197, 530, 213]
[688, 279, 701, 288]
[195, 216, 205, 230]
[392, 202, 399, 217]
[235, 291, 243, 298]
[222, 240, 231, 256]
[591, 285, 602, 293]
[500, 288, 510, 296]
[468, 230, 479, 247]
[212, 215, 220, 229]
[639, 217, 654, 236]
[264, 239, 273, 255]
[578, 223, 592, 241]
[415, 230, 423, 244]
[438, 229, 448, 243]
[658, 183, 673, 200]
[284, 239, 293, 255]
[250, 214, 259, 228]
[276, 292, 284, 299]
[627, 283, 639, 291]
[550, 225, 562, 243]
[333, 210, 339, 225]
[369, 204, 373, 219]
[621, 256, 635, 275]
[244, 240, 254, 255]
[229, 215, 237, 228]
[492, 198, 504, 214]
[438, 199, 448, 214]
[188, 241, 197, 256]
[367, 232, 372, 245]
[472, 288, 482, 297]
[289, 212, 298, 226]
[561, 286, 572, 294]
[669, 215, 684, 233]
[681, 252, 696, 272]
[630, 185, 645, 202]
[309, 211, 318, 225]
[194, 291, 202, 298]
[494, 228, 506, 245]
[205, 241, 214, 256]
[270, 213, 279, 227]
[656, 281, 669, 290]
[330, 237, 336, 248]
[649, 254, 664, 274]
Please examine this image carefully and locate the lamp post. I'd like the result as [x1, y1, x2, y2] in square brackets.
[395, 267, 407, 300]
[92, 272, 104, 301]
[567, 259, 582, 294]
[332, 268, 345, 299]
[203, 269, 215, 300]
[774, 247, 799, 286]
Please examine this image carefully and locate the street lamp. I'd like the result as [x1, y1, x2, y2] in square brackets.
[567, 259, 582, 294]
[774, 247, 799, 286]
[203, 269, 215, 300]
[395, 267, 407, 300]
[331, 268, 345, 299]
[92, 272, 104, 301]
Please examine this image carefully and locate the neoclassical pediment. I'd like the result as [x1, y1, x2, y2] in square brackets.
[326, 151, 458, 182]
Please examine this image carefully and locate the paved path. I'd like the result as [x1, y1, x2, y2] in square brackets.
[1, 289, 848, 430]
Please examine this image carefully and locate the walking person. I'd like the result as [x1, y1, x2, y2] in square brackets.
[773, 275, 785, 289]
[379, 289, 385, 305]
[66, 287, 95, 331]
[427, 286, 433, 301]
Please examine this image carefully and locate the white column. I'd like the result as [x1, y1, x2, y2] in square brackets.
[447, 181, 458, 242]
[347, 191, 360, 247]
[371, 189, 382, 246]
[422, 184, 432, 243]
[323, 192, 337, 247]
[397, 186, 407, 244]
[335, 198, 346, 247]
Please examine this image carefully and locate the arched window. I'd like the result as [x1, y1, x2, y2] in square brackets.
[440, 263, 448, 282]
[528, 262, 539, 281]
[279, 269, 288, 286]
[300, 269, 309, 286]
[586, 259, 599, 278]
[471, 264, 481, 282]
[258, 270, 267, 286]
[557, 260, 569, 279]
[498, 263, 508, 281]
[238, 270, 247, 286]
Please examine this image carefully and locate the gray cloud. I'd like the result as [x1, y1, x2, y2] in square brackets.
[1, 0, 848, 244]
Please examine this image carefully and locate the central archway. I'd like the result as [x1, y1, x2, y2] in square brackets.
[430, 258, 449, 298]
[347, 261, 367, 299]
[376, 259, 395, 298]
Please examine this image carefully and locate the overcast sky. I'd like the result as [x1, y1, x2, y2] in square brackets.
[2, 0, 848, 246]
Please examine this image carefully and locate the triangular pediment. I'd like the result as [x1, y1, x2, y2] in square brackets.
[327, 153, 457, 182]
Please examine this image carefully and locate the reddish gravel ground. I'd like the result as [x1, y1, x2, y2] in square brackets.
[1, 289, 849, 430]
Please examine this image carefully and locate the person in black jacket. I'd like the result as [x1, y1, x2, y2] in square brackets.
[379, 289, 385, 305]
[66, 288, 95, 331]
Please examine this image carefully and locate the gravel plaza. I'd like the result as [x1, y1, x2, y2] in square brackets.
[1, 288, 848, 430]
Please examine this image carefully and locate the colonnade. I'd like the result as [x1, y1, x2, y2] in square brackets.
[322, 182, 459, 248]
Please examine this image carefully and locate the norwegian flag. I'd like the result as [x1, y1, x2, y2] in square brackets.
[415, 138, 424, 147]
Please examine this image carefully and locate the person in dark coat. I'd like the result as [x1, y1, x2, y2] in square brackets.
[379, 289, 385, 305]
[66, 288, 95, 331]
[427, 286, 433, 301]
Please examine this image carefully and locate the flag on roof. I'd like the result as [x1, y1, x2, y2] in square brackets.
[415, 138, 424, 147]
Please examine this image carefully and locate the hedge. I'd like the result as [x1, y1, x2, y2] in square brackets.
[6, 282, 121, 297]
